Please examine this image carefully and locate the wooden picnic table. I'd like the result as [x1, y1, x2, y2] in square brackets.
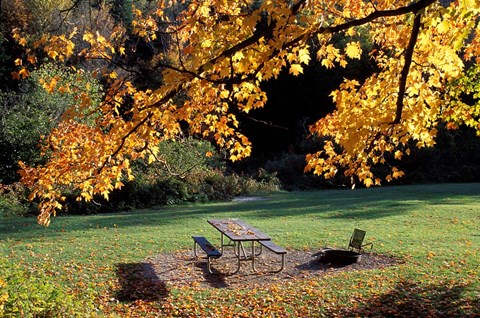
[207, 219, 271, 274]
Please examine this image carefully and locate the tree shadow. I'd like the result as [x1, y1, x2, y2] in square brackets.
[339, 280, 480, 317]
[115, 262, 169, 302]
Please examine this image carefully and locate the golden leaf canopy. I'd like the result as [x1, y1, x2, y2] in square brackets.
[11, 0, 480, 224]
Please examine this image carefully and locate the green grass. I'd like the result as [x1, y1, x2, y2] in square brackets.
[1, 183, 479, 316]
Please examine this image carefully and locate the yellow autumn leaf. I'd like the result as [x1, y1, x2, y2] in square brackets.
[219, 90, 230, 99]
[96, 34, 106, 43]
[345, 42, 362, 59]
[48, 50, 59, 60]
[364, 178, 374, 188]
[18, 68, 30, 78]
[83, 32, 93, 42]
[148, 154, 156, 164]
[392, 169, 405, 179]
[394, 150, 402, 160]
[321, 59, 334, 69]
[27, 55, 37, 64]
[346, 28, 356, 37]
[298, 47, 311, 65]
[202, 40, 212, 48]
[289, 64, 303, 76]
[18, 37, 27, 46]
[436, 21, 449, 34]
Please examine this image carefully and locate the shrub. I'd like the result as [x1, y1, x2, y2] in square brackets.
[401, 126, 480, 184]
[198, 168, 281, 201]
[0, 259, 95, 317]
[0, 183, 33, 218]
[121, 177, 191, 208]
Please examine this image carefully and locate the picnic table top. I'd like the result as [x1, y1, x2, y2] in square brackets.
[207, 219, 271, 241]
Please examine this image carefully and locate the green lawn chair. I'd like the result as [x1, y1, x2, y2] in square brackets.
[348, 228, 373, 252]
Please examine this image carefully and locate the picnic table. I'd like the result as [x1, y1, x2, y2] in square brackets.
[206, 219, 286, 274]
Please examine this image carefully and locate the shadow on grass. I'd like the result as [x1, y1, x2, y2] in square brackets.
[339, 280, 480, 317]
[115, 262, 169, 302]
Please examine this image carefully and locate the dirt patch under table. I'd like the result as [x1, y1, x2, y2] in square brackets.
[144, 248, 400, 290]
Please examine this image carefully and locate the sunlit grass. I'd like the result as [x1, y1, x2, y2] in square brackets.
[1, 183, 479, 316]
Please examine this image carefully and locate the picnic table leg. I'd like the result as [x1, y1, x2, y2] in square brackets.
[220, 233, 224, 254]
[220, 233, 237, 255]
[255, 244, 263, 257]
[270, 254, 285, 273]
[231, 242, 242, 275]
[193, 240, 198, 257]
[251, 241, 257, 272]
[207, 257, 214, 274]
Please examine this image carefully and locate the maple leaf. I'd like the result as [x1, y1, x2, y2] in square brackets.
[345, 42, 362, 59]
[27, 55, 37, 64]
[289, 64, 303, 76]
[394, 150, 402, 160]
[48, 50, 59, 59]
[321, 59, 334, 69]
[18, 68, 30, 78]
[298, 47, 311, 65]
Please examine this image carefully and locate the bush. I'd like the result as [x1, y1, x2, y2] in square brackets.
[120, 177, 191, 208]
[0, 259, 95, 317]
[199, 169, 281, 201]
[0, 183, 33, 218]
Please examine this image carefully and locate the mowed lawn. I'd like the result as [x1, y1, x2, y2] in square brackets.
[1, 183, 479, 317]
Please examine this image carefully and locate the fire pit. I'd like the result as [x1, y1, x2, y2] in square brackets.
[317, 248, 362, 265]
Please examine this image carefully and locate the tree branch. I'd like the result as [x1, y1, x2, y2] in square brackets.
[96, 112, 154, 175]
[317, 0, 435, 34]
[391, 12, 423, 124]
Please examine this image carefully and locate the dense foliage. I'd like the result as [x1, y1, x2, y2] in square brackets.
[0, 0, 479, 224]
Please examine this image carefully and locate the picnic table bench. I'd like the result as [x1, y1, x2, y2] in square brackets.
[192, 235, 222, 274]
[258, 240, 287, 273]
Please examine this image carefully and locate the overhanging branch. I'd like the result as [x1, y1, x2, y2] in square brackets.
[391, 12, 423, 124]
[317, 0, 435, 34]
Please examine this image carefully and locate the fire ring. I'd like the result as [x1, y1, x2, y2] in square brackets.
[317, 248, 362, 265]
